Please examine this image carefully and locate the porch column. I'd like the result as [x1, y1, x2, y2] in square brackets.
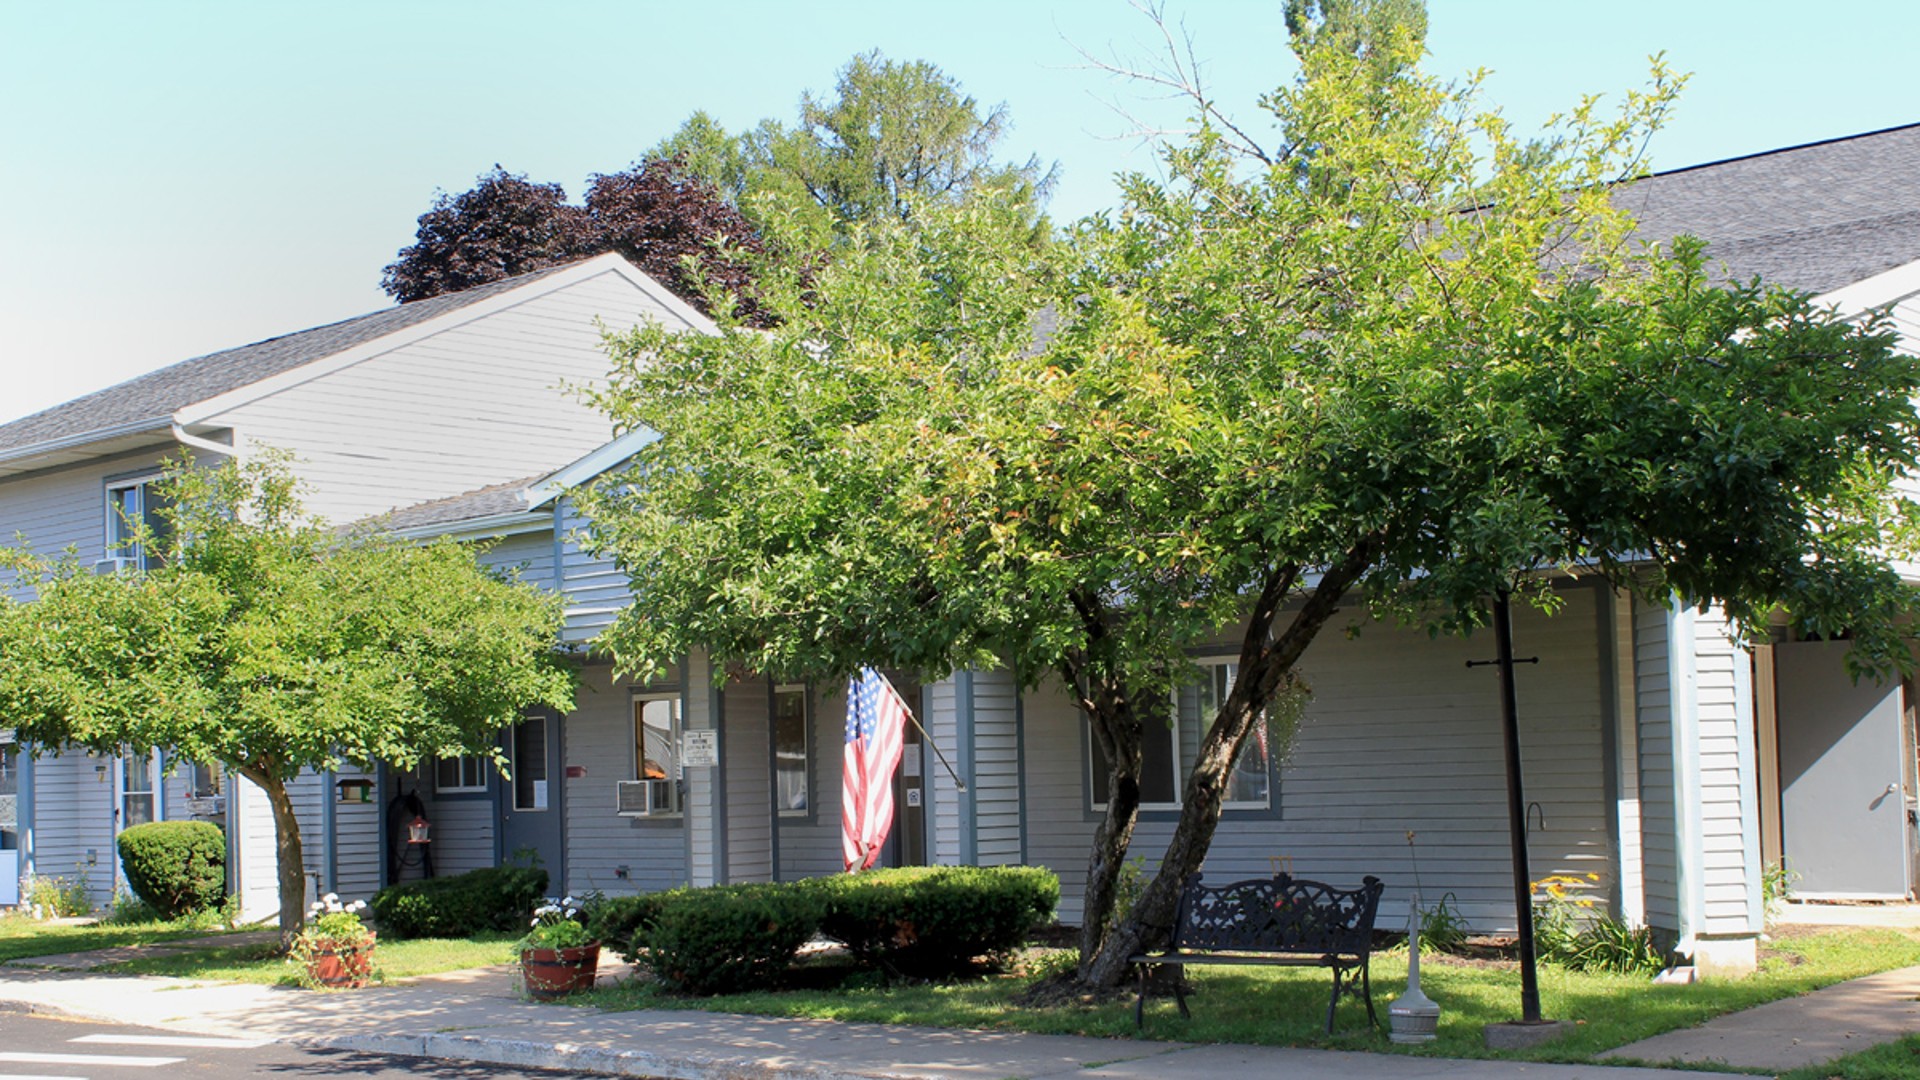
[683, 650, 726, 887]
[1639, 596, 1762, 975]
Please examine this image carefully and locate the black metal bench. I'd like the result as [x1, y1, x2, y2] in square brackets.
[1129, 872, 1385, 1033]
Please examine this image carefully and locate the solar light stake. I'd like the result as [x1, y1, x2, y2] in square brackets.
[1389, 891, 1441, 1044]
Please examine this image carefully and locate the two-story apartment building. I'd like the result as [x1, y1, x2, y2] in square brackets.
[3, 124, 1918, 978]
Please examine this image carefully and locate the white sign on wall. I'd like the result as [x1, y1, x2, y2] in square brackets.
[681, 730, 719, 768]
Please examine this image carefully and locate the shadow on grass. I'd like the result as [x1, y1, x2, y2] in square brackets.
[573, 926, 1920, 1064]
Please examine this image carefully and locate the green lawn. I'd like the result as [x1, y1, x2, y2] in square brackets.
[577, 926, 1920, 1066]
[102, 931, 521, 986]
[0, 913, 229, 964]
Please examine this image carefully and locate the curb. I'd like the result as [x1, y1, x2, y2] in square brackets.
[304, 1031, 893, 1080]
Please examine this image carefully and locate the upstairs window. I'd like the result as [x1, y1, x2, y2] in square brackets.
[105, 477, 172, 571]
[1088, 659, 1272, 811]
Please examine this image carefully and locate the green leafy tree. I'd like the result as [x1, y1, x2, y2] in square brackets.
[0, 456, 575, 941]
[579, 9, 1920, 990]
[654, 50, 1056, 246]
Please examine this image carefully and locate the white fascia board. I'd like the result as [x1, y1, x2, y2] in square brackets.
[0, 416, 174, 468]
[387, 511, 552, 544]
[1812, 256, 1920, 319]
[526, 426, 664, 509]
[176, 253, 718, 426]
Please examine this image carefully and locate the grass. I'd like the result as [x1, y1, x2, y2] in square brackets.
[0, 911, 235, 964]
[576, 926, 1920, 1065]
[102, 931, 522, 986]
[1778, 1035, 1920, 1080]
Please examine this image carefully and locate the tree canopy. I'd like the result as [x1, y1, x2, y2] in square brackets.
[581, 8, 1919, 988]
[651, 50, 1056, 246]
[381, 159, 770, 323]
[0, 456, 575, 937]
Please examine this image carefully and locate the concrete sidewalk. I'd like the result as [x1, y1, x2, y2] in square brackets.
[1601, 963, 1920, 1072]
[0, 964, 1694, 1080]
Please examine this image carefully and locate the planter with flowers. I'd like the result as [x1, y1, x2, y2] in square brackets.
[291, 894, 376, 990]
[519, 896, 599, 1000]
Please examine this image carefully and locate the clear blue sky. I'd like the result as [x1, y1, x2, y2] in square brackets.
[2, 1, 1912, 425]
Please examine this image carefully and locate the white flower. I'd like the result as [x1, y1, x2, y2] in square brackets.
[323, 893, 339, 904]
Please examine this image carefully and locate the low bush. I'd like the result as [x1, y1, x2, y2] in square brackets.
[24, 872, 92, 917]
[370, 866, 547, 939]
[587, 893, 669, 965]
[808, 865, 1060, 977]
[115, 821, 226, 919]
[634, 883, 824, 996]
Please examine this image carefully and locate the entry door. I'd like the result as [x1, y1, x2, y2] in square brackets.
[499, 713, 565, 884]
[1775, 640, 1911, 899]
[884, 680, 927, 868]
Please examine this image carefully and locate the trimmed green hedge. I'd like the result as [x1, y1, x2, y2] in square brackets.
[587, 892, 669, 966]
[115, 821, 226, 919]
[807, 865, 1060, 976]
[607, 866, 1061, 994]
[370, 866, 548, 939]
[634, 883, 825, 996]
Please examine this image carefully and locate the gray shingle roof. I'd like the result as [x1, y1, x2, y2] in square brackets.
[1621, 123, 1920, 294]
[374, 475, 543, 532]
[0, 261, 584, 455]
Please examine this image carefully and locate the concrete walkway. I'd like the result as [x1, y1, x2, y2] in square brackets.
[1601, 962, 1920, 1072]
[0, 963, 1693, 1080]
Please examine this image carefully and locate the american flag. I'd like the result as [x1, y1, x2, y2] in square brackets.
[842, 667, 909, 871]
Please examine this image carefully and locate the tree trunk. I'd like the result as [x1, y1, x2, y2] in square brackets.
[1080, 541, 1378, 988]
[1075, 682, 1144, 977]
[241, 764, 307, 950]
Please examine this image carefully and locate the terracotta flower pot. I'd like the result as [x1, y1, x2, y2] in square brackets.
[307, 934, 376, 990]
[520, 942, 601, 1000]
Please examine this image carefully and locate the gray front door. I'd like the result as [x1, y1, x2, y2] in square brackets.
[1775, 640, 1910, 899]
[500, 713, 565, 887]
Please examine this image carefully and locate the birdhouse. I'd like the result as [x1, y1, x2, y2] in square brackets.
[407, 815, 432, 845]
[335, 777, 374, 804]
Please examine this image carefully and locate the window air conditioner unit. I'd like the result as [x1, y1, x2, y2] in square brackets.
[93, 556, 135, 576]
[616, 779, 672, 817]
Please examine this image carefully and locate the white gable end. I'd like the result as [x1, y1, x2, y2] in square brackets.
[202, 265, 705, 525]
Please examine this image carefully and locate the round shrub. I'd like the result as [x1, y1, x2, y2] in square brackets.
[635, 883, 824, 995]
[115, 820, 226, 919]
[810, 865, 1060, 977]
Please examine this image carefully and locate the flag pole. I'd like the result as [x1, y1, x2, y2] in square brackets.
[873, 670, 968, 794]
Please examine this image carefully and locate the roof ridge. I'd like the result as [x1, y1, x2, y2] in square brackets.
[1645, 121, 1920, 180]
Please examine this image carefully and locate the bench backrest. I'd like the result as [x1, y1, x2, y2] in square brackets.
[1172, 872, 1384, 956]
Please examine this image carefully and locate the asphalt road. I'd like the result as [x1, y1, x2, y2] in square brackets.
[0, 1011, 604, 1079]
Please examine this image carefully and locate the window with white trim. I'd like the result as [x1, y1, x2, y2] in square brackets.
[633, 693, 683, 815]
[105, 477, 173, 571]
[182, 759, 224, 799]
[773, 685, 809, 816]
[120, 753, 156, 829]
[433, 755, 488, 794]
[1088, 659, 1272, 811]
